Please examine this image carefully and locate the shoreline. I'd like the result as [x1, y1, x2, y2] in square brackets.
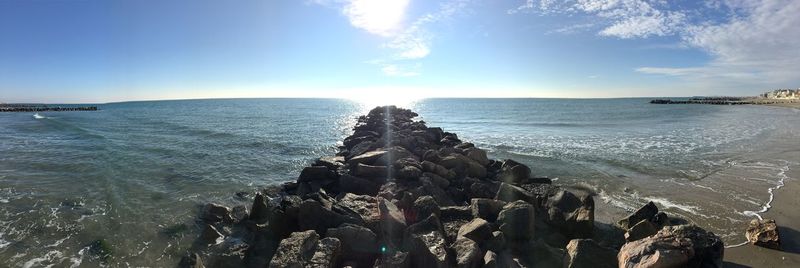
[724, 166, 800, 267]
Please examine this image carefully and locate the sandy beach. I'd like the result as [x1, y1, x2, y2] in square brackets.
[724, 165, 800, 267]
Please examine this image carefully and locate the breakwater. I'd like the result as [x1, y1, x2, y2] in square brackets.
[0, 104, 97, 112]
[179, 106, 728, 268]
[650, 97, 799, 105]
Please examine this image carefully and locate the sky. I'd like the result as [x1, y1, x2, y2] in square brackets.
[0, 0, 798, 103]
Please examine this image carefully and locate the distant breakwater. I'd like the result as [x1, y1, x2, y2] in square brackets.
[650, 97, 799, 105]
[178, 106, 730, 268]
[0, 105, 98, 112]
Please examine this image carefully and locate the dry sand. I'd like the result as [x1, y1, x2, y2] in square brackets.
[723, 167, 800, 267]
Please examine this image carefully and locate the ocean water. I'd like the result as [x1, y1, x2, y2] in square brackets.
[1, 98, 798, 266]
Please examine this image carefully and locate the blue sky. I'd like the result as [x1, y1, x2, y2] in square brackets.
[1, 0, 798, 103]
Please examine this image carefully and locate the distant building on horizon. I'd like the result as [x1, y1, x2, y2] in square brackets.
[760, 89, 800, 99]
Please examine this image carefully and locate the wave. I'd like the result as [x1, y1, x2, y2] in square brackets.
[33, 113, 45, 119]
[741, 163, 790, 220]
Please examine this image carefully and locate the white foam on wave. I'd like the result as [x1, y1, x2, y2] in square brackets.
[644, 196, 701, 215]
[741, 164, 789, 221]
[33, 113, 45, 119]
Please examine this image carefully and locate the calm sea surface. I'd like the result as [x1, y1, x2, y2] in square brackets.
[1, 98, 798, 267]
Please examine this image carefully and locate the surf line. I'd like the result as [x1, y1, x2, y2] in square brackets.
[728, 161, 792, 248]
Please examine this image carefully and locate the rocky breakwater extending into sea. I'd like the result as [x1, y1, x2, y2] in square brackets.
[180, 106, 730, 268]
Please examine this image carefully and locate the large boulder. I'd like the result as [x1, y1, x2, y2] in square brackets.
[618, 201, 659, 230]
[564, 239, 617, 268]
[201, 203, 233, 223]
[249, 192, 270, 223]
[409, 195, 440, 224]
[336, 193, 381, 233]
[494, 183, 536, 204]
[470, 198, 507, 222]
[457, 218, 493, 243]
[403, 215, 450, 268]
[497, 159, 531, 185]
[297, 200, 361, 235]
[354, 163, 388, 178]
[339, 174, 380, 196]
[545, 190, 595, 239]
[452, 237, 482, 268]
[375, 146, 418, 166]
[349, 150, 387, 165]
[264, 233, 339, 268]
[625, 219, 658, 242]
[326, 223, 379, 266]
[298, 166, 332, 182]
[463, 147, 490, 166]
[421, 161, 456, 180]
[618, 225, 724, 268]
[745, 219, 781, 249]
[379, 198, 407, 247]
[497, 200, 536, 241]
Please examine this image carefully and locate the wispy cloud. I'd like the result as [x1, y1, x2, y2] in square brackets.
[314, 0, 472, 75]
[342, 0, 410, 36]
[512, 0, 800, 88]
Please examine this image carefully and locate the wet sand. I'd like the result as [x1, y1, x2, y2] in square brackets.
[757, 101, 800, 110]
[724, 167, 800, 267]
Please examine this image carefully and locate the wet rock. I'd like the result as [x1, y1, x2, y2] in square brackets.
[201, 203, 233, 223]
[458, 218, 492, 242]
[403, 215, 450, 268]
[409, 195, 440, 224]
[327, 223, 379, 266]
[545, 190, 595, 239]
[618, 224, 724, 268]
[339, 174, 380, 196]
[201, 224, 223, 244]
[379, 198, 407, 247]
[470, 198, 506, 222]
[463, 147, 489, 166]
[497, 159, 531, 185]
[354, 163, 389, 178]
[494, 183, 535, 204]
[746, 219, 781, 249]
[85, 239, 113, 262]
[564, 239, 617, 268]
[618, 201, 659, 230]
[178, 253, 206, 268]
[497, 200, 536, 241]
[453, 237, 481, 268]
[299, 166, 332, 182]
[625, 219, 658, 242]
[231, 205, 248, 222]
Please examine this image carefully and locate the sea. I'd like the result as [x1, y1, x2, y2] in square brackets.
[1, 98, 798, 267]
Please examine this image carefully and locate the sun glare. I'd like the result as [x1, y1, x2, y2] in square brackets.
[347, 91, 420, 109]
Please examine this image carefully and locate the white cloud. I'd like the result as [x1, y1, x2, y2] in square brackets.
[512, 0, 800, 88]
[342, 0, 410, 36]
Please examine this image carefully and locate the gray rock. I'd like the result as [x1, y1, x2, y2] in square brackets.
[625, 219, 658, 242]
[397, 165, 423, 180]
[484, 231, 506, 252]
[564, 239, 617, 268]
[497, 159, 531, 185]
[349, 150, 387, 166]
[326, 223, 379, 266]
[545, 190, 595, 239]
[497, 200, 536, 241]
[421, 161, 456, 180]
[308, 237, 341, 268]
[339, 174, 380, 196]
[249, 193, 270, 223]
[494, 183, 536, 204]
[440, 206, 472, 220]
[315, 156, 345, 170]
[297, 200, 361, 235]
[618, 225, 724, 268]
[453, 237, 481, 268]
[457, 218, 492, 242]
[411, 196, 440, 224]
[470, 198, 507, 222]
[483, 251, 498, 268]
[422, 172, 449, 188]
[178, 253, 206, 268]
[201, 224, 223, 244]
[379, 198, 407, 247]
[269, 230, 319, 268]
[298, 166, 331, 182]
[463, 147, 489, 166]
[379, 251, 410, 268]
[403, 215, 450, 268]
[336, 193, 381, 233]
[354, 163, 389, 178]
[618, 201, 659, 230]
[201, 203, 233, 223]
[231, 205, 248, 222]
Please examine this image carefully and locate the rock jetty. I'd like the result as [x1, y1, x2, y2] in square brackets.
[182, 106, 725, 268]
[0, 104, 98, 112]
